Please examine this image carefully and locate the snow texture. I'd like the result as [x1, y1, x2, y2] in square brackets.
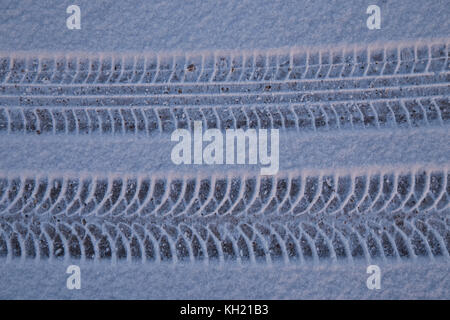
[0, 0, 449, 300]
[0, 259, 449, 299]
[0, 0, 449, 52]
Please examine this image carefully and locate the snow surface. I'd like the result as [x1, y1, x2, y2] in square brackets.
[0, 127, 448, 175]
[0, 0, 449, 300]
[1, 258, 449, 299]
[0, 0, 449, 52]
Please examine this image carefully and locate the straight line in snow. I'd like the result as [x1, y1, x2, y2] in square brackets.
[1, 83, 448, 99]
[0, 71, 445, 87]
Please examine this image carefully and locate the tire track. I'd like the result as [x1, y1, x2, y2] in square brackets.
[0, 167, 448, 218]
[1, 41, 447, 85]
[0, 39, 449, 265]
[0, 213, 448, 263]
[0, 97, 448, 135]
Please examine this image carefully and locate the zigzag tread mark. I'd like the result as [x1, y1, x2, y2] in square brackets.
[0, 97, 448, 135]
[0, 213, 448, 263]
[0, 41, 447, 84]
[0, 169, 449, 218]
